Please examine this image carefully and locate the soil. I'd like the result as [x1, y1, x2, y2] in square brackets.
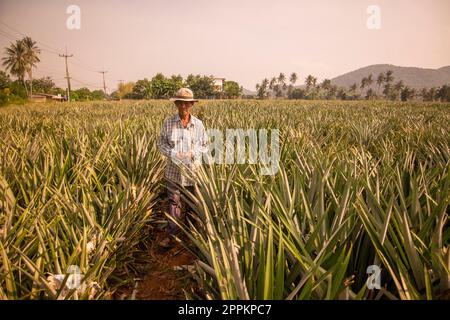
[135, 229, 197, 300]
[113, 196, 199, 300]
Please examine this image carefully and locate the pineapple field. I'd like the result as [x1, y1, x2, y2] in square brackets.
[0, 99, 449, 300]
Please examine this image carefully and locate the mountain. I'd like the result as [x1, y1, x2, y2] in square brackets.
[242, 87, 256, 96]
[330, 64, 450, 90]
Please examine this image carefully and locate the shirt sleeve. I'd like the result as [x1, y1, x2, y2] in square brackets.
[194, 122, 209, 163]
[157, 119, 177, 159]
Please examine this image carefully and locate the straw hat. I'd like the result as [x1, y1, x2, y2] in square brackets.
[170, 88, 198, 102]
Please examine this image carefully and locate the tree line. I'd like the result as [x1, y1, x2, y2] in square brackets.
[0, 36, 108, 105]
[1, 36, 449, 105]
[0, 71, 107, 105]
[0, 36, 243, 105]
[111, 74, 242, 100]
[255, 71, 450, 102]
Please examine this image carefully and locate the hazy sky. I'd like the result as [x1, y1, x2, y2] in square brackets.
[0, 0, 449, 92]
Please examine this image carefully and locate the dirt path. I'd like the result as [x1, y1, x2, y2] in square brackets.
[135, 228, 197, 299]
[114, 197, 199, 300]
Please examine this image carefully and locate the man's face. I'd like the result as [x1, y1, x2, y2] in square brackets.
[175, 100, 194, 117]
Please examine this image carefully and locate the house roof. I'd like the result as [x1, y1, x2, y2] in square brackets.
[31, 93, 57, 97]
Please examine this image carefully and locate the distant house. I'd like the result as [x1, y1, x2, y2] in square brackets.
[30, 93, 65, 103]
[212, 77, 226, 98]
[213, 78, 225, 92]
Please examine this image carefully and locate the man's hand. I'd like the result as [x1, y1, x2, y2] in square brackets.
[185, 150, 194, 160]
[175, 151, 194, 161]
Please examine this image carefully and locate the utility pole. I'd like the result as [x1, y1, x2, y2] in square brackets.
[99, 69, 108, 96]
[59, 46, 73, 101]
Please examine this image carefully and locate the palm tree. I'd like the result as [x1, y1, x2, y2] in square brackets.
[305, 75, 318, 99]
[376, 72, 385, 95]
[277, 73, 286, 97]
[305, 75, 317, 94]
[400, 86, 415, 101]
[305, 75, 314, 92]
[274, 84, 282, 98]
[383, 70, 395, 99]
[350, 83, 358, 96]
[394, 80, 404, 92]
[262, 78, 269, 98]
[256, 82, 264, 99]
[326, 84, 338, 100]
[337, 88, 347, 100]
[22, 36, 41, 97]
[321, 79, 331, 90]
[278, 73, 286, 85]
[383, 83, 392, 99]
[365, 88, 376, 100]
[385, 70, 394, 84]
[393, 80, 404, 100]
[366, 74, 373, 87]
[2, 40, 29, 96]
[321, 79, 331, 98]
[312, 76, 317, 98]
[360, 77, 367, 91]
[269, 77, 277, 95]
[289, 72, 297, 85]
[360, 74, 374, 95]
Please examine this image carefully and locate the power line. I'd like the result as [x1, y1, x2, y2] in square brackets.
[34, 71, 66, 78]
[0, 28, 60, 57]
[72, 55, 99, 73]
[71, 61, 98, 73]
[0, 29, 19, 42]
[0, 26, 63, 57]
[34, 69, 100, 88]
[39, 48, 61, 55]
[1, 21, 116, 97]
[35, 66, 67, 75]
[0, 19, 64, 55]
[71, 77, 104, 89]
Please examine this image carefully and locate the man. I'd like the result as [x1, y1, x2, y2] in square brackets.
[157, 87, 208, 248]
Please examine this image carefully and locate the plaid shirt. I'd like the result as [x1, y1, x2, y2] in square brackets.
[157, 113, 208, 186]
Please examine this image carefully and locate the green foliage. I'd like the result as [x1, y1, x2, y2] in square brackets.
[0, 71, 11, 89]
[185, 74, 216, 99]
[72, 87, 91, 101]
[437, 85, 450, 102]
[2, 40, 28, 85]
[150, 73, 181, 99]
[223, 81, 242, 99]
[289, 88, 306, 99]
[0, 78, 28, 106]
[0, 102, 165, 298]
[2, 37, 41, 97]
[30, 77, 56, 94]
[69, 91, 79, 101]
[131, 78, 151, 99]
[70, 88, 105, 101]
[0, 100, 449, 300]
[401, 86, 415, 101]
[365, 88, 377, 100]
[175, 100, 449, 300]
[90, 90, 106, 101]
[117, 81, 134, 100]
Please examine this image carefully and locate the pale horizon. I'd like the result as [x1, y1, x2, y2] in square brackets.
[1, 0, 449, 92]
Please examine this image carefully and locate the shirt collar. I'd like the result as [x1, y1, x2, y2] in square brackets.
[175, 113, 194, 128]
